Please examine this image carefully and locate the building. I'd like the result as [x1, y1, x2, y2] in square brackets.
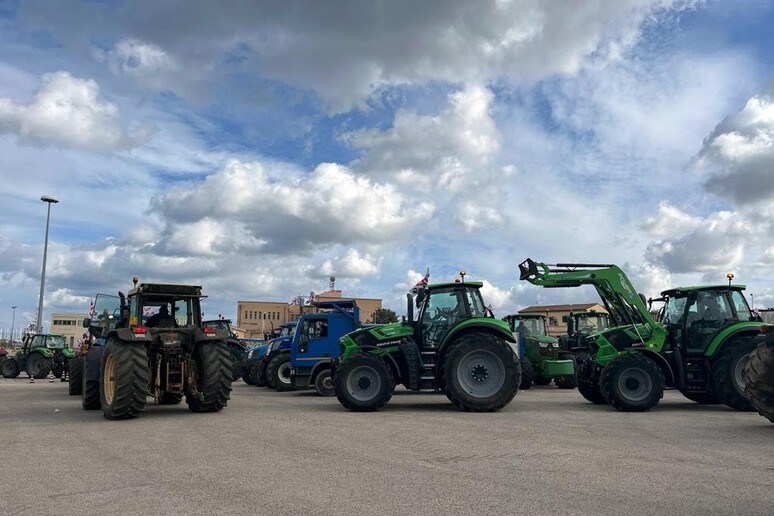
[50, 312, 89, 348]
[237, 290, 382, 339]
[517, 303, 607, 337]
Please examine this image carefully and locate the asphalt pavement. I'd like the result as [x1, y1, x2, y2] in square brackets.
[0, 378, 772, 516]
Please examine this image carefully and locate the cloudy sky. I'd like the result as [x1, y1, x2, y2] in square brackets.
[2, 0, 774, 332]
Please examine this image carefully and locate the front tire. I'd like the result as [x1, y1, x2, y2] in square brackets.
[600, 353, 664, 412]
[68, 356, 83, 395]
[555, 374, 577, 389]
[519, 358, 533, 390]
[441, 332, 520, 412]
[82, 347, 102, 410]
[334, 355, 394, 411]
[743, 337, 774, 423]
[266, 354, 295, 392]
[314, 369, 335, 397]
[27, 352, 51, 379]
[1, 358, 20, 379]
[711, 340, 756, 411]
[186, 342, 233, 413]
[100, 339, 149, 420]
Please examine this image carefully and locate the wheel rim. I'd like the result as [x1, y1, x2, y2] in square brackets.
[278, 362, 292, 385]
[617, 367, 652, 402]
[319, 372, 333, 391]
[104, 354, 116, 404]
[346, 365, 382, 402]
[733, 354, 749, 394]
[456, 350, 506, 398]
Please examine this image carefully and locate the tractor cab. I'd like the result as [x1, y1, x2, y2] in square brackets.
[83, 293, 122, 341]
[658, 285, 756, 355]
[413, 281, 490, 349]
[25, 334, 66, 351]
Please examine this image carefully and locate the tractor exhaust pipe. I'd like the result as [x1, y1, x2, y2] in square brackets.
[406, 293, 414, 325]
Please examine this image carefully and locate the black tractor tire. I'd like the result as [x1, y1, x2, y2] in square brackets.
[334, 354, 394, 411]
[314, 369, 335, 397]
[266, 354, 295, 392]
[186, 341, 233, 413]
[711, 340, 757, 411]
[555, 374, 577, 389]
[678, 389, 719, 404]
[159, 392, 184, 405]
[27, 352, 51, 379]
[1, 358, 20, 379]
[743, 338, 774, 423]
[600, 353, 665, 412]
[100, 339, 149, 420]
[441, 332, 520, 412]
[532, 376, 552, 386]
[243, 367, 256, 385]
[68, 356, 83, 395]
[82, 347, 102, 410]
[519, 358, 533, 390]
[576, 352, 607, 404]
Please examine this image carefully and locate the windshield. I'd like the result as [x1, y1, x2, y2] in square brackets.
[30, 334, 66, 349]
[511, 317, 545, 336]
[577, 314, 608, 331]
[203, 320, 231, 332]
[663, 297, 687, 325]
[280, 324, 296, 337]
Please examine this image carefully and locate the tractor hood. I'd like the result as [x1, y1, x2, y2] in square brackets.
[344, 322, 414, 349]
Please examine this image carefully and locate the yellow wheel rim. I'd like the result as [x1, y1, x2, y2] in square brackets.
[104, 353, 115, 404]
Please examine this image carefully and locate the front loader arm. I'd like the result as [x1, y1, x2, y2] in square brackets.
[518, 258, 656, 329]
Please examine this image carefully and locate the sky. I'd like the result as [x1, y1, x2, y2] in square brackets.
[1, 0, 774, 332]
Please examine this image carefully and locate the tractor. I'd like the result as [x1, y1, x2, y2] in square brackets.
[202, 319, 248, 380]
[558, 311, 610, 352]
[332, 272, 521, 412]
[743, 329, 774, 424]
[244, 321, 297, 390]
[80, 278, 233, 420]
[502, 314, 575, 389]
[0, 332, 72, 379]
[519, 259, 765, 412]
[69, 293, 122, 397]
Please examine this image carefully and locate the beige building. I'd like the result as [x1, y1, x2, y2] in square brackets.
[518, 303, 607, 337]
[50, 312, 89, 348]
[237, 290, 382, 339]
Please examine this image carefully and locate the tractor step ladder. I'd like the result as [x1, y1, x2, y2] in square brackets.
[419, 350, 439, 390]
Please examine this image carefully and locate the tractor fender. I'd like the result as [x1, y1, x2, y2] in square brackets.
[627, 349, 676, 386]
[705, 324, 766, 358]
[192, 327, 229, 345]
[33, 348, 54, 358]
[112, 327, 151, 343]
[356, 345, 401, 381]
[310, 360, 333, 381]
[439, 321, 516, 355]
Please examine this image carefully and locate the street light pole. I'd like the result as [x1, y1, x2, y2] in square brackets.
[10, 305, 17, 344]
[37, 195, 59, 333]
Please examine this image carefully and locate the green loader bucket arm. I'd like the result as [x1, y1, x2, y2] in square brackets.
[518, 258, 656, 333]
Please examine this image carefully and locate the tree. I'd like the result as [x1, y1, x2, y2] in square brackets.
[371, 308, 398, 324]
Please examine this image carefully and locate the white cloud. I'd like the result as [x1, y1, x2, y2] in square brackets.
[642, 202, 703, 238]
[0, 71, 150, 152]
[94, 38, 179, 77]
[312, 249, 383, 279]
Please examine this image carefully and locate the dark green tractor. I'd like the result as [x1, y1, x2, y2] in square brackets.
[332, 273, 521, 412]
[0, 333, 73, 379]
[520, 259, 766, 412]
[558, 311, 610, 352]
[502, 314, 575, 389]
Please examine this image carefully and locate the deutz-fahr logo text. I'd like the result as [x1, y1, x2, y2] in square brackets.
[377, 339, 402, 348]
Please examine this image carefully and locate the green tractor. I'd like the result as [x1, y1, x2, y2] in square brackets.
[519, 259, 765, 412]
[332, 272, 521, 412]
[80, 279, 233, 420]
[502, 314, 575, 389]
[0, 333, 73, 379]
[558, 311, 610, 352]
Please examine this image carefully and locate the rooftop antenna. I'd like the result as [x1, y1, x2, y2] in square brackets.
[329, 275, 336, 291]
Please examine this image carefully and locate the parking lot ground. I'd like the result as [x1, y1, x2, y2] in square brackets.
[1, 378, 773, 516]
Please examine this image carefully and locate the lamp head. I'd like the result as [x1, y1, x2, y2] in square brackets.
[40, 195, 59, 204]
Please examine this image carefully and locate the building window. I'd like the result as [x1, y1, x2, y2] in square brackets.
[244, 311, 248, 320]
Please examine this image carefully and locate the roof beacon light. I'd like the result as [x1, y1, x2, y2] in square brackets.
[459, 270, 466, 283]
[726, 272, 734, 286]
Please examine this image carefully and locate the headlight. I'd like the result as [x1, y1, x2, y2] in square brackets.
[550, 342, 558, 348]
[248, 349, 254, 359]
[538, 342, 548, 348]
[267, 343, 275, 354]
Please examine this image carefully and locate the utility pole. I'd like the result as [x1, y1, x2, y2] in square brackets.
[37, 195, 59, 332]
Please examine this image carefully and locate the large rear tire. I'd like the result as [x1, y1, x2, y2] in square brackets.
[186, 342, 233, 413]
[334, 354, 394, 412]
[266, 354, 295, 392]
[1, 358, 20, 379]
[743, 337, 774, 424]
[600, 353, 664, 412]
[314, 369, 335, 397]
[27, 352, 51, 379]
[68, 356, 83, 395]
[711, 340, 757, 411]
[519, 358, 533, 390]
[100, 339, 148, 420]
[82, 347, 102, 410]
[441, 332, 520, 412]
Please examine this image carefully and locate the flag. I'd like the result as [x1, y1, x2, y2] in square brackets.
[411, 268, 430, 292]
[88, 300, 95, 318]
[289, 295, 302, 306]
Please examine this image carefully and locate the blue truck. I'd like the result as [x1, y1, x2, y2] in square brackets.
[244, 321, 297, 389]
[289, 300, 361, 397]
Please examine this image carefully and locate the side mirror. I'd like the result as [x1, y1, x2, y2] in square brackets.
[83, 318, 91, 328]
